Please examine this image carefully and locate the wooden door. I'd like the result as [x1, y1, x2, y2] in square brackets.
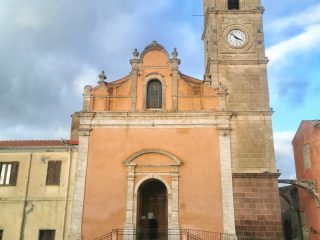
[137, 179, 167, 240]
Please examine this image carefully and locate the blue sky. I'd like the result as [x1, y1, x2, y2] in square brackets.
[0, 0, 319, 179]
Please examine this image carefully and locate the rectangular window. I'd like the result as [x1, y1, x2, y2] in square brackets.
[39, 230, 55, 240]
[228, 0, 239, 9]
[0, 229, 3, 240]
[303, 144, 311, 169]
[46, 161, 62, 185]
[0, 162, 19, 186]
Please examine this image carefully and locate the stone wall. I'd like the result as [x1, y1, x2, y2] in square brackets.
[233, 173, 283, 240]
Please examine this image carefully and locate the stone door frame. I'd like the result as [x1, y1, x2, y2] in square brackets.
[124, 149, 182, 234]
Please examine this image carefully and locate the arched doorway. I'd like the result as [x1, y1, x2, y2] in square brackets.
[137, 179, 168, 240]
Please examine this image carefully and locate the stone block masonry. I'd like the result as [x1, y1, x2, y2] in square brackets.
[232, 173, 283, 240]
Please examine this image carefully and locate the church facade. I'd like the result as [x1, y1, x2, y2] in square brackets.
[68, 0, 283, 239]
[0, 0, 284, 239]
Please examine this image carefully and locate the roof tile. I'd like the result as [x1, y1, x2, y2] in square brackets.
[0, 140, 78, 147]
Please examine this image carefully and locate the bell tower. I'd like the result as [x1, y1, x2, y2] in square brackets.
[203, 0, 283, 238]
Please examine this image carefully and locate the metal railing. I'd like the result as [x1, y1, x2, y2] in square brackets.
[185, 229, 237, 240]
[115, 228, 179, 240]
[94, 229, 237, 240]
[95, 232, 112, 240]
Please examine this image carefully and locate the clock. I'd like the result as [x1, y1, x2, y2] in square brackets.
[227, 29, 246, 47]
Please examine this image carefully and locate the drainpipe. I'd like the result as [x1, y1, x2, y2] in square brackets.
[61, 142, 73, 240]
[20, 153, 33, 240]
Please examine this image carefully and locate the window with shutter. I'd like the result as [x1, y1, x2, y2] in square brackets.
[9, 162, 19, 185]
[46, 161, 62, 185]
[0, 229, 3, 240]
[39, 230, 55, 240]
[0, 162, 19, 186]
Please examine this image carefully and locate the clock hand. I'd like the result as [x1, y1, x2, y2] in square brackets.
[231, 33, 243, 42]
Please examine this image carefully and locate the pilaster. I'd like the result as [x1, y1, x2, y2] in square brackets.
[170, 48, 180, 111]
[218, 127, 236, 235]
[82, 85, 92, 112]
[170, 173, 180, 229]
[124, 165, 136, 229]
[217, 83, 228, 111]
[68, 127, 90, 240]
[130, 49, 139, 112]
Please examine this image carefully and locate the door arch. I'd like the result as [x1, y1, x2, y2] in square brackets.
[137, 179, 168, 240]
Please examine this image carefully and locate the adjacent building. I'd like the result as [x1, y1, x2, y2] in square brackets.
[0, 140, 78, 240]
[292, 120, 320, 239]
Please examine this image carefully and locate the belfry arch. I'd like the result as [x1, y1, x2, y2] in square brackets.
[124, 149, 182, 234]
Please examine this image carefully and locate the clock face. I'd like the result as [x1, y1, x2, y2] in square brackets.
[227, 29, 246, 47]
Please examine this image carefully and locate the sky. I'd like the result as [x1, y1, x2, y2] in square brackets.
[0, 0, 319, 179]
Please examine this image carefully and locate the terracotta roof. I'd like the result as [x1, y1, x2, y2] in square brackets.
[0, 140, 78, 147]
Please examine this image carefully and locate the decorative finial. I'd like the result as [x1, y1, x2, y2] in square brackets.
[172, 48, 178, 59]
[98, 70, 107, 83]
[133, 48, 139, 59]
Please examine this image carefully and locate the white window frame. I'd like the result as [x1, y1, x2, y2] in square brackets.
[303, 144, 311, 170]
[0, 163, 12, 185]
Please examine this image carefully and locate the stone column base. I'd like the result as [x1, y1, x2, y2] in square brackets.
[68, 233, 82, 240]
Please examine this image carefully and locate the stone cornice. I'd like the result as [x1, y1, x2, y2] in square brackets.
[233, 172, 280, 178]
[207, 8, 264, 15]
[75, 111, 273, 129]
[77, 111, 272, 120]
[78, 111, 233, 118]
[232, 111, 273, 117]
[77, 111, 233, 128]
[209, 59, 269, 65]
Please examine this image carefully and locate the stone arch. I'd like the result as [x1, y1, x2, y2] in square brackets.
[124, 149, 182, 166]
[279, 179, 320, 207]
[134, 175, 172, 195]
[144, 73, 166, 87]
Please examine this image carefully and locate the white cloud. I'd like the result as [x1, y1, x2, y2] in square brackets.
[15, 6, 43, 30]
[73, 67, 99, 94]
[268, 4, 320, 31]
[273, 131, 296, 179]
[266, 23, 320, 66]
